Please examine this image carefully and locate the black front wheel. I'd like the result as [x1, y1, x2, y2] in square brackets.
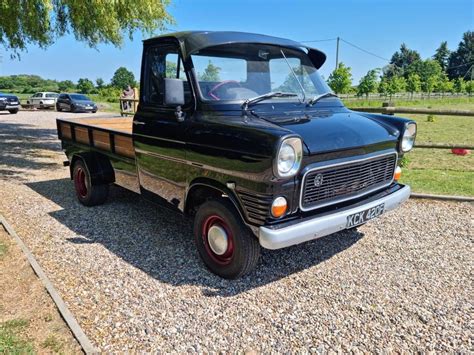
[194, 199, 260, 279]
[8, 109, 18, 114]
[72, 160, 109, 206]
[56, 104, 62, 112]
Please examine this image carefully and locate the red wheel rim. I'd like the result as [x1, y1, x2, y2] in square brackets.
[202, 215, 234, 265]
[74, 167, 88, 198]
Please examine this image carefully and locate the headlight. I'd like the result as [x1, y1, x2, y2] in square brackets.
[275, 137, 303, 178]
[401, 122, 417, 152]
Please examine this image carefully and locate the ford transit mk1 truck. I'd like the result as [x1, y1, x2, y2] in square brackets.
[57, 31, 416, 279]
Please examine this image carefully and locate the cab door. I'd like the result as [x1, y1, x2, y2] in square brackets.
[133, 41, 194, 211]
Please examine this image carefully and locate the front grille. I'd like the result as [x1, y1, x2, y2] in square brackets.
[6, 97, 18, 103]
[301, 153, 397, 211]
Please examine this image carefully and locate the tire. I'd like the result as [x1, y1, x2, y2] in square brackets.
[92, 110, 97, 113]
[72, 159, 109, 206]
[8, 109, 18, 114]
[56, 104, 62, 112]
[70, 105, 76, 113]
[194, 199, 260, 279]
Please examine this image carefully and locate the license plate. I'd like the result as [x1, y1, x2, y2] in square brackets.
[10, 102, 18, 105]
[346, 203, 385, 228]
[86, 106, 92, 109]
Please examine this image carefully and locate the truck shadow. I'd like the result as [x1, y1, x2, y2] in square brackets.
[27, 178, 364, 297]
[0, 122, 61, 181]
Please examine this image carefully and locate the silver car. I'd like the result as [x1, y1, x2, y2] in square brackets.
[26, 92, 59, 109]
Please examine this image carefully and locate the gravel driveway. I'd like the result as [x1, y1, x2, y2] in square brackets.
[0, 111, 472, 352]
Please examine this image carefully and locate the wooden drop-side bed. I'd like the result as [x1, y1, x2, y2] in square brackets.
[57, 116, 135, 159]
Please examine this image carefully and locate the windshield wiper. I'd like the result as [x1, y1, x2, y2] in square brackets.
[306, 92, 339, 106]
[241, 92, 298, 111]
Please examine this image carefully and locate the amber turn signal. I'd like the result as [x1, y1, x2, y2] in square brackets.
[271, 197, 288, 218]
[394, 166, 402, 181]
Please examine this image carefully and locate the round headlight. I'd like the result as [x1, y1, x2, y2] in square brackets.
[275, 137, 303, 178]
[401, 122, 417, 152]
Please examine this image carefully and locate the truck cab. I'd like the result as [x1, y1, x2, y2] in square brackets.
[57, 31, 416, 279]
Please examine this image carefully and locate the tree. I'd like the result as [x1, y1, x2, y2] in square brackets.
[0, 1, 173, 55]
[199, 61, 221, 82]
[77, 78, 95, 94]
[465, 80, 474, 96]
[96, 78, 105, 89]
[386, 76, 406, 100]
[327, 63, 352, 94]
[453, 78, 466, 94]
[435, 73, 453, 95]
[111, 67, 136, 89]
[390, 43, 421, 77]
[378, 78, 388, 96]
[447, 31, 474, 79]
[357, 69, 379, 98]
[58, 80, 75, 92]
[406, 73, 421, 98]
[433, 41, 450, 72]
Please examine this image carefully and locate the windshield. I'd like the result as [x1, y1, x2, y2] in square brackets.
[191, 43, 332, 103]
[70, 94, 90, 101]
[46, 93, 58, 98]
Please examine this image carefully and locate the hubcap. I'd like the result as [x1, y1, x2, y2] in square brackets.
[74, 167, 88, 198]
[202, 215, 234, 265]
[207, 225, 229, 255]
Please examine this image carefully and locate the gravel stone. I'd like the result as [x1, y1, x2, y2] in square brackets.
[0, 111, 472, 352]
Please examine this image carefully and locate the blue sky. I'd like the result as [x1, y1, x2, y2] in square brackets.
[0, 0, 472, 84]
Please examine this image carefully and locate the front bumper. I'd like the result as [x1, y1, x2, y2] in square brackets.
[259, 185, 411, 249]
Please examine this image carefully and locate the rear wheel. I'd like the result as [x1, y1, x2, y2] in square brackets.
[194, 199, 260, 279]
[72, 159, 109, 206]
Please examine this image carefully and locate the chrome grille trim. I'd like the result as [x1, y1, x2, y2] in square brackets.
[299, 151, 398, 212]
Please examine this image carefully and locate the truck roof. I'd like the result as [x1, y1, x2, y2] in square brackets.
[144, 31, 327, 69]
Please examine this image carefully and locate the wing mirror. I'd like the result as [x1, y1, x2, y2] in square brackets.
[164, 78, 185, 122]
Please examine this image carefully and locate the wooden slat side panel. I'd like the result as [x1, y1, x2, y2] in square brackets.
[92, 130, 111, 151]
[75, 127, 90, 145]
[60, 123, 72, 139]
[114, 135, 134, 158]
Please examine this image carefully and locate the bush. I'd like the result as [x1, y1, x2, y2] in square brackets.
[426, 114, 436, 122]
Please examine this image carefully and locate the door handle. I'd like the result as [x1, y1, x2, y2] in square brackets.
[133, 121, 146, 126]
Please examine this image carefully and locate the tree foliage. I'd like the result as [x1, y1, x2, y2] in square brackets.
[447, 31, 474, 79]
[96, 78, 105, 89]
[357, 69, 378, 98]
[433, 41, 450, 71]
[77, 78, 95, 94]
[0, 0, 174, 55]
[389, 43, 421, 76]
[111, 67, 136, 89]
[199, 61, 221, 82]
[327, 63, 352, 94]
[406, 73, 421, 96]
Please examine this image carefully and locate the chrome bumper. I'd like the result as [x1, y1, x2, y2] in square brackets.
[259, 185, 411, 250]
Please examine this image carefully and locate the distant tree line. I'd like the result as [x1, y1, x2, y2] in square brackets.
[327, 30, 473, 98]
[0, 67, 137, 99]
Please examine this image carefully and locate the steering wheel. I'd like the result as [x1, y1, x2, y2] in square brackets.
[208, 80, 241, 100]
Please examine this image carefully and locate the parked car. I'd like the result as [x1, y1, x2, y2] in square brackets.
[26, 92, 59, 109]
[56, 93, 98, 113]
[0, 92, 20, 114]
[56, 31, 416, 279]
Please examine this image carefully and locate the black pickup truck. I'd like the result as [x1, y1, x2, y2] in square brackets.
[57, 31, 416, 278]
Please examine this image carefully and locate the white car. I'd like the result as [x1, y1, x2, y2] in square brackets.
[26, 92, 59, 109]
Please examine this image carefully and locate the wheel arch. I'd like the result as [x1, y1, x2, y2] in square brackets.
[184, 177, 256, 230]
[70, 152, 115, 185]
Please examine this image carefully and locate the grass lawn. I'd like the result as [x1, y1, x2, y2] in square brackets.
[346, 98, 474, 197]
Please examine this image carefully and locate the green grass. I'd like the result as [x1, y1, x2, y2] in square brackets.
[41, 335, 64, 353]
[0, 242, 7, 259]
[349, 99, 474, 197]
[0, 319, 34, 354]
[344, 96, 474, 109]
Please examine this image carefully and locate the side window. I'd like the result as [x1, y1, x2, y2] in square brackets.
[143, 45, 191, 106]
